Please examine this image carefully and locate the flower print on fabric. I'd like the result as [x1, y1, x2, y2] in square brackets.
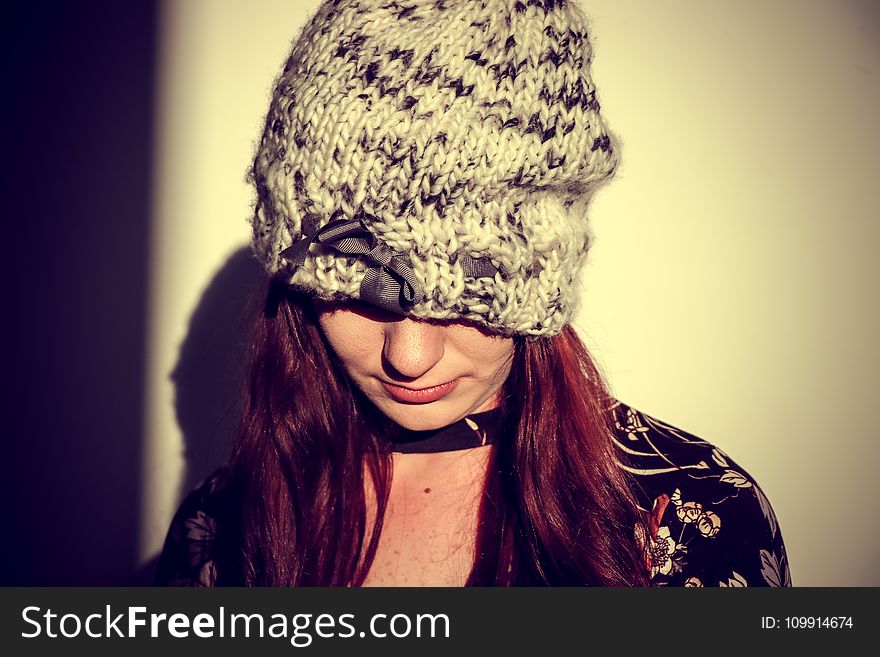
[154, 472, 230, 587]
[464, 416, 490, 447]
[647, 526, 686, 578]
[609, 400, 791, 587]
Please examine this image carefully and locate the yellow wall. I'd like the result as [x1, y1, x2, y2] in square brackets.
[145, 0, 880, 585]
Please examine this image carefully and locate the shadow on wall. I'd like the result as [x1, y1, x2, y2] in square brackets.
[135, 247, 266, 584]
[173, 248, 265, 499]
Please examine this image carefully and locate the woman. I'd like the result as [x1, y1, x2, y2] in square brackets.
[156, 0, 790, 587]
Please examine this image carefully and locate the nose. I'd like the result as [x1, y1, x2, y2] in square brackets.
[382, 317, 445, 381]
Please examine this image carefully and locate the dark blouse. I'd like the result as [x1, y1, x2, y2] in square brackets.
[154, 399, 791, 587]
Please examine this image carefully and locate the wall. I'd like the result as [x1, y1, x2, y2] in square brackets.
[8, 0, 878, 586]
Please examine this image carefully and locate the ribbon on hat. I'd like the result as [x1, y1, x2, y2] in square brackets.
[279, 213, 421, 314]
[279, 211, 499, 315]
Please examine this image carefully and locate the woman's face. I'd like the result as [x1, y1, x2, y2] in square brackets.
[314, 299, 515, 431]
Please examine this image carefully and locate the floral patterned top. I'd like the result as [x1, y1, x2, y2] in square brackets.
[154, 399, 791, 587]
[610, 400, 791, 587]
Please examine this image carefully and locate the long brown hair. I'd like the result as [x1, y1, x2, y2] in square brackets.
[221, 279, 650, 586]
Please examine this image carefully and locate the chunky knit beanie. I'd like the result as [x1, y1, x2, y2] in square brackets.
[250, 0, 619, 337]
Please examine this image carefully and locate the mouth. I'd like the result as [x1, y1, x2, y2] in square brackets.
[381, 379, 460, 404]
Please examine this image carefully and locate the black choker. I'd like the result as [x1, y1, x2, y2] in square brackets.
[389, 406, 504, 454]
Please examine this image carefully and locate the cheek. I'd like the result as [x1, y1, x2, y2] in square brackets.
[456, 333, 514, 374]
[490, 344, 515, 378]
[318, 314, 382, 372]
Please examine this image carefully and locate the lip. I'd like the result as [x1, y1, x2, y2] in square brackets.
[381, 378, 460, 404]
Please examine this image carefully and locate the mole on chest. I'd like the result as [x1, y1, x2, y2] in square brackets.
[360, 449, 491, 586]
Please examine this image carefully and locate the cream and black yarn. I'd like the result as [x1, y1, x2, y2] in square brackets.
[250, 0, 619, 337]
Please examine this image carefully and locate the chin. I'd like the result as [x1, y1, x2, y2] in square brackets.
[374, 400, 462, 432]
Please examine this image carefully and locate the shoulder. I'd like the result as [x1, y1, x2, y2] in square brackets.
[606, 399, 792, 587]
[154, 469, 238, 587]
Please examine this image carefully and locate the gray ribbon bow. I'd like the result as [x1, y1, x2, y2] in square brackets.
[279, 211, 498, 315]
[279, 215, 419, 314]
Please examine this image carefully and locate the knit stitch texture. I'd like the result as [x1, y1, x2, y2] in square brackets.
[250, 0, 619, 336]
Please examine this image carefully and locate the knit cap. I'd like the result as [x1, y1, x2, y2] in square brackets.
[250, 0, 619, 337]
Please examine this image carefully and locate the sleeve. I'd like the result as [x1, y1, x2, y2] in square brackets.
[153, 477, 222, 587]
[643, 470, 792, 588]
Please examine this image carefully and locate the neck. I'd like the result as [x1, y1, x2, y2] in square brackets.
[389, 405, 504, 454]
